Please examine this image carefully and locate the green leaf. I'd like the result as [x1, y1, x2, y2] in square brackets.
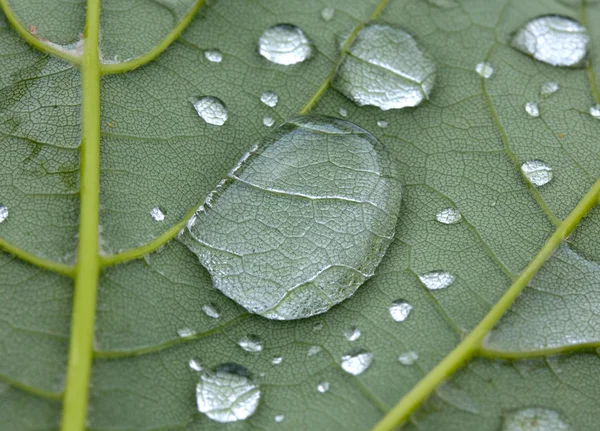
[0, 0, 600, 430]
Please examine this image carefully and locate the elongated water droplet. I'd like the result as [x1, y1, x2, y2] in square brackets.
[340, 348, 373, 375]
[541, 81, 559, 96]
[189, 358, 203, 371]
[419, 271, 455, 290]
[193, 96, 228, 126]
[258, 24, 312, 65]
[398, 351, 419, 365]
[196, 363, 261, 423]
[436, 207, 461, 225]
[180, 116, 402, 320]
[150, 207, 165, 222]
[317, 381, 330, 393]
[271, 356, 283, 365]
[260, 91, 278, 107]
[377, 120, 388, 128]
[333, 24, 436, 110]
[238, 335, 263, 353]
[274, 414, 285, 423]
[521, 160, 553, 186]
[339, 107, 348, 117]
[389, 299, 413, 322]
[263, 116, 275, 127]
[501, 407, 570, 431]
[511, 16, 589, 67]
[202, 303, 220, 319]
[204, 50, 223, 63]
[475, 61, 494, 78]
[589, 104, 600, 119]
[524, 101, 540, 117]
[178, 328, 196, 338]
[308, 345, 322, 356]
[321, 7, 335, 21]
[0, 204, 8, 224]
[344, 326, 361, 342]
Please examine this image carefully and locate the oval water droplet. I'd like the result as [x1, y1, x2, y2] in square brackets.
[475, 61, 494, 78]
[150, 207, 165, 222]
[333, 24, 436, 110]
[317, 381, 330, 393]
[196, 363, 261, 423]
[524, 101, 540, 117]
[263, 116, 275, 127]
[308, 345, 322, 356]
[260, 91, 278, 107]
[389, 299, 413, 322]
[193, 96, 228, 126]
[541, 81, 559, 96]
[189, 358, 203, 372]
[180, 116, 402, 320]
[377, 120, 388, 128]
[521, 160, 553, 186]
[589, 104, 600, 119]
[436, 207, 461, 225]
[321, 7, 335, 21]
[258, 24, 312, 65]
[271, 356, 283, 365]
[511, 15, 589, 67]
[204, 50, 223, 63]
[274, 414, 285, 423]
[238, 335, 263, 352]
[177, 328, 196, 338]
[340, 348, 373, 375]
[398, 351, 419, 365]
[501, 407, 570, 431]
[344, 326, 361, 342]
[419, 271, 455, 290]
[202, 303, 220, 319]
[0, 204, 8, 224]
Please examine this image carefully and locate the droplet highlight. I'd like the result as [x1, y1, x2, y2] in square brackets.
[258, 24, 312, 65]
[274, 414, 285, 423]
[475, 61, 494, 79]
[340, 348, 373, 375]
[398, 351, 419, 365]
[271, 356, 283, 365]
[501, 407, 570, 431]
[260, 91, 278, 107]
[189, 358, 203, 372]
[204, 50, 223, 63]
[524, 101, 540, 117]
[202, 303, 220, 319]
[317, 381, 330, 393]
[344, 326, 361, 342]
[193, 96, 228, 126]
[238, 335, 263, 353]
[0, 204, 8, 224]
[436, 208, 461, 225]
[521, 160, 553, 187]
[150, 207, 165, 222]
[419, 271, 455, 290]
[590, 104, 600, 119]
[389, 299, 413, 322]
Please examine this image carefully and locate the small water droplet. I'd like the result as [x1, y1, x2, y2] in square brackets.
[271, 356, 283, 365]
[0, 204, 8, 223]
[475, 61, 494, 79]
[307, 345, 322, 356]
[333, 24, 436, 110]
[389, 299, 413, 322]
[258, 24, 312, 65]
[521, 160, 553, 187]
[338, 107, 348, 117]
[377, 120, 388, 128]
[589, 104, 600, 119]
[196, 363, 261, 423]
[263, 116, 275, 127]
[238, 335, 263, 352]
[419, 271, 455, 290]
[344, 326, 361, 342]
[317, 381, 330, 393]
[202, 303, 220, 319]
[178, 328, 196, 338]
[398, 351, 419, 365]
[321, 7, 335, 21]
[313, 322, 324, 332]
[541, 81, 559, 96]
[511, 16, 589, 67]
[260, 91, 278, 107]
[204, 50, 223, 63]
[501, 407, 571, 431]
[274, 414, 285, 423]
[340, 348, 373, 375]
[193, 96, 228, 126]
[436, 207, 461, 225]
[189, 358, 203, 372]
[524, 101, 540, 117]
[150, 207, 165, 222]
[427, 0, 458, 7]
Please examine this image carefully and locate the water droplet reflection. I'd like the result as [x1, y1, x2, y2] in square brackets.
[258, 24, 312, 65]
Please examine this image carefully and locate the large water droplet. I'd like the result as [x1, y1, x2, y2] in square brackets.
[333, 24, 436, 110]
[261, 91, 278, 107]
[501, 407, 570, 431]
[196, 363, 261, 423]
[202, 303, 220, 319]
[541, 81, 559, 96]
[317, 381, 330, 393]
[150, 207, 165, 222]
[419, 271, 455, 290]
[193, 96, 228, 126]
[204, 50, 223, 63]
[238, 335, 263, 353]
[321, 7, 335, 21]
[398, 351, 419, 365]
[475, 61, 494, 78]
[189, 358, 203, 372]
[511, 16, 589, 67]
[436, 208, 461, 225]
[258, 24, 312, 65]
[589, 104, 600, 119]
[0, 204, 8, 224]
[524, 101, 540, 117]
[521, 160, 553, 186]
[179, 116, 402, 320]
[340, 348, 373, 375]
[389, 299, 413, 322]
[344, 326, 361, 342]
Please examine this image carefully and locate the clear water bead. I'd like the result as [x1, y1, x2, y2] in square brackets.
[263, 116, 275, 127]
[521, 160, 553, 187]
[189, 358, 203, 372]
[321, 7, 335, 21]
[150, 207, 165, 222]
[271, 356, 283, 365]
[204, 50, 223, 63]
[419, 271, 455, 290]
[475, 61, 494, 78]
[501, 407, 571, 431]
[238, 335, 263, 352]
[193, 96, 228, 126]
[0, 205, 8, 223]
[258, 24, 312, 65]
[340, 348, 373, 375]
[377, 120, 388, 128]
[308, 345, 322, 356]
[389, 299, 413, 322]
[274, 414, 285, 423]
[177, 328, 196, 338]
[590, 104, 600, 119]
[338, 107, 348, 117]
[344, 326, 361, 342]
[202, 303, 220, 319]
[436, 208, 461, 225]
[260, 91, 278, 107]
[541, 82, 559, 96]
[524, 101, 540, 117]
[317, 381, 330, 393]
[511, 16, 589, 67]
[398, 351, 419, 365]
[196, 363, 260, 423]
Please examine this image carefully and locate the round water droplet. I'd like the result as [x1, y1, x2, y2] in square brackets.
[340, 348, 373, 375]
[0, 204, 8, 224]
[150, 207, 165, 222]
[511, 16, 589, 67]
[196, 363, 261, 423]
[524, 101, 540, 117]
[274, 414, 285, 423]
[202, 303, 220, 319]
[271, 356, 283, 365]
[238, 335, 263, 352]
[338, 107, 348, 117]
[193, 96, 228, 126]
[344, 326, 361, 342]
[204, 50, 223, 63]
[263, 116, 275, 127]
[501, 407, 570, 431]
[389, 299, 413, 322]
[436, 207, 461, 225]
[258, 24, 312, 65]
[177, 328, 196, 338]
[189, 358, 203, 372]
[321, 7, 335, 21]
[589, 104, 600, 119]
[179, 116, 402, 320]
[317, 381, 330, 393]
[333, 24, 436, 110]
[475, 61, 494, 78]
[260, 91, 278, 107]
[398, 351, 419, 365]
[377, 120, 388, 128]
[521, 160, 553, 187]
[419, 271, 455, 290]
[308, 345, 322, 356]
[541, 81, 559, 96]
